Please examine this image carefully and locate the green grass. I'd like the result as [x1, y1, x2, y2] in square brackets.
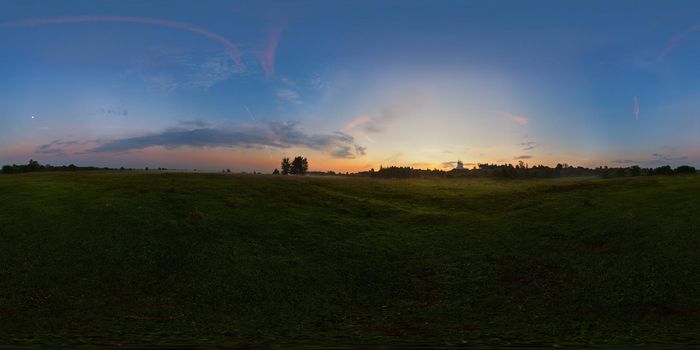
[0, 172, 699, 347]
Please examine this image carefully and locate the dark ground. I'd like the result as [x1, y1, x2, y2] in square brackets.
[0, 172, 698, 348]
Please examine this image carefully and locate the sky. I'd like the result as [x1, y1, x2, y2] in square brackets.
[2, 0, 700, 172]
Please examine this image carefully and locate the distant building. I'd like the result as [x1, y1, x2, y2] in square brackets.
[455, 160, 464, 170]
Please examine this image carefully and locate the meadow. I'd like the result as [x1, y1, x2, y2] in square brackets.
[0, 172, 698, 348]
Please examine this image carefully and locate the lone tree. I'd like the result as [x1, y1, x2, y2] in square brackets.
[272, 168, 280, 175]
[280, 157, 291, 175]
[290, 156, 309, 175]
[27, 159, 42, 172]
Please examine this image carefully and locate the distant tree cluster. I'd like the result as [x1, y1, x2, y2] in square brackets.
[0, 160, 176, 174]
[275, 156, 308, 175]
[598, 164, 697, 178]
[1, 159, 110, 174]
[359, 165, 453, 178]
[353, 163, 698, 179]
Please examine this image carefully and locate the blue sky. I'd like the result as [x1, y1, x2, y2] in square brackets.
[1, 0, 700, 171]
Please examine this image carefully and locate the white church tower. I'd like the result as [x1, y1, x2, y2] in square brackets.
[455, 160, 464, 170]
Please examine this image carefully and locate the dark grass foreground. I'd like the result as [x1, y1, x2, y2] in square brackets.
[0, 172, 698, 348]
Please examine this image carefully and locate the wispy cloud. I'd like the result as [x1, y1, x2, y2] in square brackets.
[259, 27, 283, 78]
[644, 152, 690, 167]
[612, 153, 691, 167]
[519, 141, 538, 150]
[276, 88, 302, 104]
[309, 76, 325, 90]
[658, 24, 700, 60]
[1, 16, 241, 64]
[514, 155, 532, 159]
[36, 139, 84, 157]
[136, 52, 244, 94]
[342, 105, 406, 134]
[652, 153, 687, 161]
[99, 107, 128, 117]
[495, 111, 528, 125]
[179, 119, 209, 128]
[342, 115, 372, 132]
[379, 152, 403, 165]
[88, 122, 366, 159]
[633, 96, 640, 120]
[612, 159, 637, 164]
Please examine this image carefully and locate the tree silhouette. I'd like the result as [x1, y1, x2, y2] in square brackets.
[629, 165, 642, 176]
[281, 157, 291, 175]
[675, 165, 696, 174]
[290, 156, 309, 175]
[27, 159, 42, 172]
[272, 168, 280, 175]
[654, 165, 673, 176]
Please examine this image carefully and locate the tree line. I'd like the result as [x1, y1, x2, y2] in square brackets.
[4, 158, 697, 179]
[353, 163, 698, 179]
[1, 159, 110, 174]
[0, 159, 177, 174]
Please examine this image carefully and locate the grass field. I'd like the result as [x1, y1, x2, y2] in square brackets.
[1, 172, 699, 348]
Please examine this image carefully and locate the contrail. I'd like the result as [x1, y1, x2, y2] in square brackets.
[659, 24, 700, 60]
[633, 96, 640, 121]
[244, 105, 257, 122]
[1, 16, 241, 65]
[244, 105, 274, 162]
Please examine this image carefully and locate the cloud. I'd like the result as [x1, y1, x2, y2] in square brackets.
[510, 116, 528, 125]
[380, 153, 403, 164]
[659, 24, 700, 60]
[88, 122, 366, 159]
[36, 139, 84, 156]
[259, 27, 283, 78]
[179, 119, 209, 128]
[1, 16, 241, 64]
[343, 105, 406, 134]
[644, 152, 690, 168]
[494, 111, 528, 125]
[309, 76, 325, 90]
[137, 52, 244, 94]
[519, 141, 538, 150]
[342, 115, 372, 132]
[330, 146, 355, 159]
[514, 155, 532, 160]
[276, 88, 301, 104]
[99, 107, 128, 117]
[633, 96, 640, 120]
[652, 153, 687, 161]
[612, 159, 637, 164]
[191, 55, 244, 87]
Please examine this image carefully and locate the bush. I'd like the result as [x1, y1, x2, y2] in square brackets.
[675, 165, 697, 174]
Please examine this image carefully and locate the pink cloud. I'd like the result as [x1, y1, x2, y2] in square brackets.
[494, 111, 528, 125]
[510, 115, 528, 125]
[659, 24, 700, 60]
[1, 16, 241, 64]
[259, 27, 283, 78]
[342, 115, 372, 132]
